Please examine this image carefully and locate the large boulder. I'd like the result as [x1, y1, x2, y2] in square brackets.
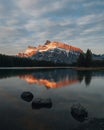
[71, 103, 88, 122]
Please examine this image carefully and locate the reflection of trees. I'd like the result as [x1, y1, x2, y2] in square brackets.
[85, 72, 92, 86]
[0, 69, 104, 88]
[0, 69, 35, 79]
[0, 69, 78, 81]
[77, 71, 92, 86]
[0, 68, 80, 88]
[19, 69, 80, 88]
[77, 71, 84, 83]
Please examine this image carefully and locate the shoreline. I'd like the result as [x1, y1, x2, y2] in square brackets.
[74, 67, 104, 71]
[0, 66, 104, 70]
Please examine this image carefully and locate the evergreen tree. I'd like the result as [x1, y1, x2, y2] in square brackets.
[85, 49, 92, 67]
[77, 53, 85, 66]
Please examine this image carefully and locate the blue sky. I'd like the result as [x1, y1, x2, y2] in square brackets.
[0, 0, 104, 54]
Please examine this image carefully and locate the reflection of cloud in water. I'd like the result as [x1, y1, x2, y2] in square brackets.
[19, 69, 80, 88]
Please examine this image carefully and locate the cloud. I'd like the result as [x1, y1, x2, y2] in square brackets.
[0, 0, 104, 54]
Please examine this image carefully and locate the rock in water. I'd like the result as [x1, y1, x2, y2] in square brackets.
[71, 103, 88, 122]
[32, 98, 52, 109]
[21, 92, 34, 102]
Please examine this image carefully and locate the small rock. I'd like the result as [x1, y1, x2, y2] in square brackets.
[21, 92, 34, 102]
[32, 98, 52, 109]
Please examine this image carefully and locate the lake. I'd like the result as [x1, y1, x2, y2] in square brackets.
[0, 68, 104, 130]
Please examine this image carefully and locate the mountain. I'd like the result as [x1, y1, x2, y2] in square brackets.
[18, 40, 83, 65]
[92, 54, 104, 61]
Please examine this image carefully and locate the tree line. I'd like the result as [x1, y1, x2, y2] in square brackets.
[0, 54, 68, 67]
[0, 51, 104, 67]
[0, 54, 36, 67]
[77, 49, 104, 67]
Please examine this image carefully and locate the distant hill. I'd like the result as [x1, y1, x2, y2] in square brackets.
[92, 54, 104, 61]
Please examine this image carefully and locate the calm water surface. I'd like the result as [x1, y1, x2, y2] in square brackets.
[0, 68, 104, 130]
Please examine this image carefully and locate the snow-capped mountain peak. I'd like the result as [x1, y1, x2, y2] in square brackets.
[18, 40, 83, 57]
[18, 40, 83, 65]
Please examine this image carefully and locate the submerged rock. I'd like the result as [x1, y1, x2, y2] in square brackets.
[32, 98, 52, 109]
[71, 103, 88, 122]
[21, 92, 34, 102]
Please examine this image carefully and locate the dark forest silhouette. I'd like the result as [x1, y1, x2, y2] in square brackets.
[0, 49, 104, 67]
[77, 49, 104, 67]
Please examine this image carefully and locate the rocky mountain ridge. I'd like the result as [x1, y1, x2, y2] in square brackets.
[18, 40, 83, 57]
[18, 40, 83, 65]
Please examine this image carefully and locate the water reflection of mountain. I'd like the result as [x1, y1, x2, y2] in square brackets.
[19, 69, 104, 88]
[19, 69, 79, 88]
[0, 68, 104, 88]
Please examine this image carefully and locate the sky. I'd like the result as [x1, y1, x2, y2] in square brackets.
[0, 0, 104, 55]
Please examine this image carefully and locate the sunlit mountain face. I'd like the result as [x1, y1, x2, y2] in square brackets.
[19, 69, 80, 89]
[18, 41, 83, 57]
[18, 40, 83, 65]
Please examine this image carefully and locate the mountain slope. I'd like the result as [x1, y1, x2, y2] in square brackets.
[18, 41, 83, 65]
